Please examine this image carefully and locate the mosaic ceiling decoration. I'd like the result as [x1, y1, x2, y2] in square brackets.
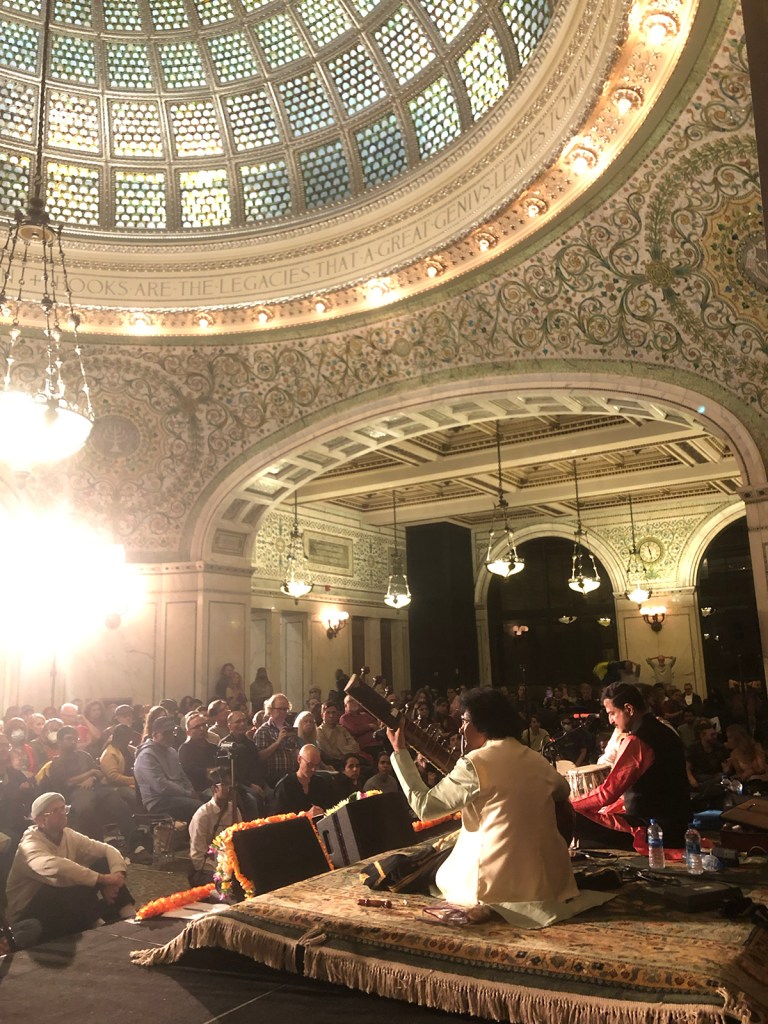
[0, 0, 552, 234]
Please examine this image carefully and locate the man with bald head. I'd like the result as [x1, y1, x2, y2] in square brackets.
[273, 744, 334, 815]
[5, 792, 134, 941]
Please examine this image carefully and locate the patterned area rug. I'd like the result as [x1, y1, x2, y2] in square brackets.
[132, 853, 768, 1024]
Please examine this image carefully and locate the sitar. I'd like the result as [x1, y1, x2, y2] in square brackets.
[344, 675, 457, 774]
[344, 675, 574, 844]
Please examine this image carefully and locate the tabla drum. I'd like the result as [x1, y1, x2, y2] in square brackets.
[566, 764, 610, 800]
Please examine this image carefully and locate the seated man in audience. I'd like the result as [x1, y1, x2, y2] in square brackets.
[571, 682, 690, 852]
[676, 707, 697, 750]
[316, 702, 360, 769]
[555, 717, 589, 767]
[178, 710, 218, 797]
[206, 700, 231, 745]
[220, 710, 267, 817]
[520, 714, 550, 753]
[5, 792, 134, 942]
[273, 745, 335, 816]
[134, 717, 203, 822]
[47, 726, 137, 846]
[113, 705, 141, 746]
[686, 718, 729, 808]
[339, 695, 380, 759]
[187, 769, 241, 885]
[253, 694, 301, 788]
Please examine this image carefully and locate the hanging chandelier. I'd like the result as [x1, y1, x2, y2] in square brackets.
[0, 0, 94, 470]
[279, 491, 313, 603]
[624, 493, 652, 606]
[384, 489, 411, 609]
[568, 460, 601, 595]
[484, 421, 524, 578]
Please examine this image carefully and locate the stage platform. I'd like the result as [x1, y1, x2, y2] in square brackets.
[131, 851, 768, 1024]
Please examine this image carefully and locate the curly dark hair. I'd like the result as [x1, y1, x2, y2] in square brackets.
[460, 687, 523, 739]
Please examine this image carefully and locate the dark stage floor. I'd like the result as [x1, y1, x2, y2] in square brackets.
[0, 916, 476, 1024]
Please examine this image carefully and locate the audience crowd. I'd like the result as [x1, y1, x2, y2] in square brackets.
[1, 661, 766, 948]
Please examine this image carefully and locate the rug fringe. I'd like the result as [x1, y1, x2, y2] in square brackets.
[303, 945, 747, 1024]
[130, 915, 297, 973]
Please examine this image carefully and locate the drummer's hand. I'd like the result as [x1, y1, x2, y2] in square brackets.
[386, 717, 406, 753]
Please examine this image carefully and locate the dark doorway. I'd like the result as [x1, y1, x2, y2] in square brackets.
[487, 537, 617, 700]
[697, 517, 764, 692]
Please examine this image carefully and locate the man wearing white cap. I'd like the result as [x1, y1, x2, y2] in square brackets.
[4, 792, 134, 941]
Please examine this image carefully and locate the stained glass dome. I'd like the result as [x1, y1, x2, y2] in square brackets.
[0, 0, 554, 237]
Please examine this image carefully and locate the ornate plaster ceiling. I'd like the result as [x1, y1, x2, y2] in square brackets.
[0, 0, 763, 568]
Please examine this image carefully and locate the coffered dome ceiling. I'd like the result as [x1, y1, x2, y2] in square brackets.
[0, 0, 705, 331]
[0, 0, 552, 234]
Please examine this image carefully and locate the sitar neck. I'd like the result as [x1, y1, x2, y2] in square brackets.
[344, 676, 458, 775]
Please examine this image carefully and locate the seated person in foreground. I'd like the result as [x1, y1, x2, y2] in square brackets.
[273, 744, 335, 816]
[188, 769, 242, 885]
[388, 687, 611, 928]
[571, 682, 690, 852]
[5, 792, 134, 942]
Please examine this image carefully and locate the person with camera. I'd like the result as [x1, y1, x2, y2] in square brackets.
[187, 769, 241, 885]
[253, 694, 300, 788]
[219, 711, 268, 817]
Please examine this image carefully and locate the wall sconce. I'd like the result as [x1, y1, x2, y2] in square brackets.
[558, 615, 577, 625]
[323, 609, 349, 639]
[510, 624, 529, 637]
[641, 605, 667, 632]
[597, 617, 612, 628]
[700, 606, 714, 617]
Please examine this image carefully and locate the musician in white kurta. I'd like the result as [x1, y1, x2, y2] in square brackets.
[389, 688, 613, 928]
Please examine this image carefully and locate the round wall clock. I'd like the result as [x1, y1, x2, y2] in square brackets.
[637, 538, 664, 564]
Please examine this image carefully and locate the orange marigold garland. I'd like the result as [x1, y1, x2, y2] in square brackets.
[412, 811, 461, 832]
[213, 811, 334, 899]
[135, 883, 216, 920]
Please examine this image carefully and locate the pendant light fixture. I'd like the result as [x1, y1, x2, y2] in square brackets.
[485, 421, 524, 578]
[384, 489, 411, 609]
[624, 493, 652, 606]
[279, 491, 313, 603]
[568, 460, 600, 594]
[0, 0, 94, 470]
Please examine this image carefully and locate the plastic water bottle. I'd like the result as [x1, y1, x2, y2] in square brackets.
[684, 825, 703, 875]
[647, 819, 665, 869]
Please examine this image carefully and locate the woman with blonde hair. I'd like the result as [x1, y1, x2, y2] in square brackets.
[293, 711, 334, 771]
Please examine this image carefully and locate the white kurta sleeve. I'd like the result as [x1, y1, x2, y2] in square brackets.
[390, 750, 479, 821]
